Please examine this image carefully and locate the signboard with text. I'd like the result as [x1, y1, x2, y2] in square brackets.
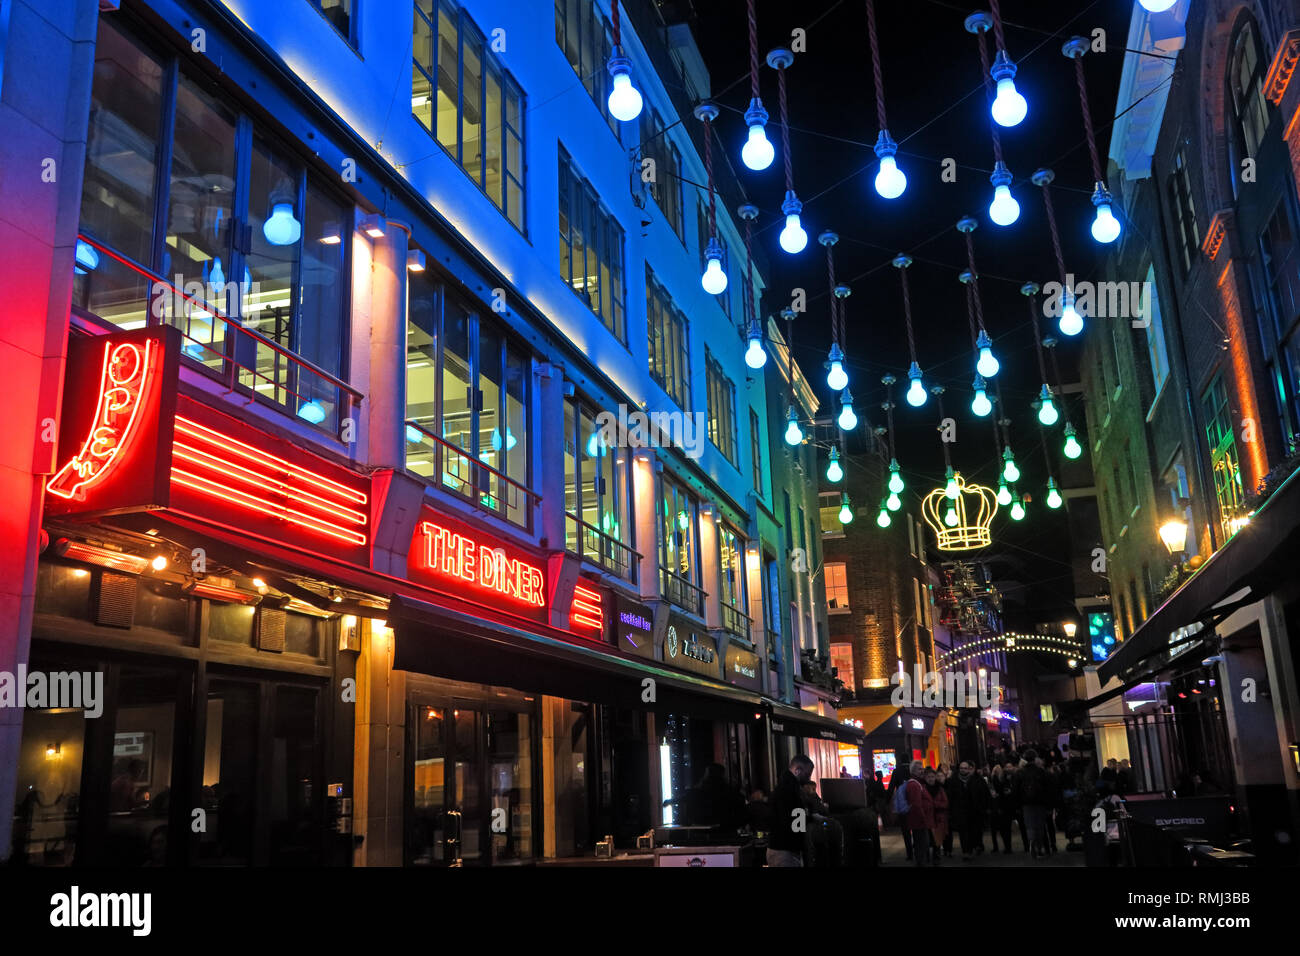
[662, 613, 720, 679]
[611, 593, 655, 657]
[724, 643, 762, 691]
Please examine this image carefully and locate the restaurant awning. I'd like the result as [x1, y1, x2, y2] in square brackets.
[1097, 467, 1300, 685]
[389, 594, 766, 722]
[766, 702, 865, 745]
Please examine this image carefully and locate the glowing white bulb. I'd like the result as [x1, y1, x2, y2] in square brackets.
[607, 69, 643, 122]
[944, 507, 959, 527]
[972, 386, 992, 417]
[1038, 385, 1059, 426]
[263, 203, 301, 246]
[1047, 484, 1063, 509]
[906, 376, 927, 407]
[875, 154, 907, 200]
[742, 123, 775, 171]
[701, 255, 728, 295]
[826, 360, 849, 392]
[785, 419, 803, 446]
[989, 184, 1020, 226]
[837, 402, 858, 431]
[1138, 0, 1176, 10]
[997, 483, 1012, 506]
[1063, 426, 1082, 460]
[1010, 499, 1026, 521]
[876, 506, 891, 528]
[839, 502, 854, 525]
[779, 213, 808, 254]
[745, 337, 767, 369]
[826, 458, 844, 483]
[1003, 454, 1020, 484]
[992, 77, 1027, 128]
[976, 347, 1000, 379]
[1059, 298, 1084, 337]
[945, 471, 959, 499]
[888, 468, 904, 495]
[1091, 203, 1121, 244]
[887, 492, 901, 512]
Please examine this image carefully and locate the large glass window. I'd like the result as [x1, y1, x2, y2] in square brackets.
[553, 0, 617, 135]
[646, 266, 690, 408]
[564, 396, 635, 580]
[406, 272, 533, 526]
[1227, 20, 1271, 182]
[717, 524, 748, 637]
[1141, 264, 1170, 399]
[750, 409, 764, 496]
[641, 107, 683, 237]
[558, 147, 624, 339]
[309, 0, 355, 45]
[705, 351, 737, 464]
[825, 563, 849, 611]
[660, 479, 702, 614]
[1255, 197, 1300, 452]
[1167, 147, 1199, 276]
[413, 0, 525, 231]
[1203, 374, 1247, 538]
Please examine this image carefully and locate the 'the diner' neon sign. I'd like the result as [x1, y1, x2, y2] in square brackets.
[415, 520, 545, 607]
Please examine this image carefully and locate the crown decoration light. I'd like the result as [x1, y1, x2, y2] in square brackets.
[922, 471, 998, 552]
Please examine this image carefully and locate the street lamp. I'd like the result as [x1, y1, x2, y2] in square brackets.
[1063, 621, 1077, 639]
[1159, 517, 1189, 556]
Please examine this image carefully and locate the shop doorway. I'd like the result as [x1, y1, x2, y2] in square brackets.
[407, 694, 537, 866]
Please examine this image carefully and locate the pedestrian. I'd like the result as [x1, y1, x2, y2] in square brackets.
[1015, 748, 1051, 859]
[946, 759, 990, 859]
[924, 767, 948, 865]
[888, 763, 915, 861]
[902, 759, 935, 867]
[988, 764, 1012, 852]
[767, 754, 814, 867]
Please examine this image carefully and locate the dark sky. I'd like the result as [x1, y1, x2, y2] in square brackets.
[685, 0, 1132, 619]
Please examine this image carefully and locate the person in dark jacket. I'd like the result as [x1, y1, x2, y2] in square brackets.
[988, 764, 1013, 852]
[946, 760, 991, 859]
[680, 763, 747, 834]
[903, 760, 935, 867]
[767, 755, 814, 867]
[1014, 750, 1051, 858]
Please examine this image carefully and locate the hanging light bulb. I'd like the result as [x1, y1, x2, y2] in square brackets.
[990, 51, 1028, 127]
[887, 459, 905, 494]
[1002, 448, 1020, 484]
[784, 407, 804, 446]
[826, 447, 844, 484]
[944, 505, 960, 527]
[887, 491, 901, 512]
[905, 362, 927, 407]
[1059, 288, 1084, 337]
[701, 237, 728, 295]
[1138, 0, 1176, 10]
[876, 500, 892, 527]
[263, 202, 302, 246]
[75, 239, 100, 274]
[207, 257, 226, 290]
[944, 466, 960, 500]
[1046, 477, 1063, 509]
[826, 342, 849, 391]
[975, 329, 1000, 378]
[1037, 384, 1059, 426]
[1090, 184, 1121, 244]
[1063, 423, 1083, 460]
[779, 192, 808, 254]
[741, 100, 775, 171]
[744, 320, 767, 369]
[997, 481, 1012, 506]
[839, 492, 854, 525]
[1010, 496, 1026, 521]
[971, 375, 992, 417]
[837, 389, 858, 431]
[988, 162, 1020, 226]
[873, 131, 906, 199]
[606, 53, 643, 122]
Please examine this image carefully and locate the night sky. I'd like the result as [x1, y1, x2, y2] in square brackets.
[686, 0, 1133, 621]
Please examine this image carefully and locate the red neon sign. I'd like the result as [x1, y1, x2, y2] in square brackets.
[169, 415, 369, 546]
[47, 340, 157, 500]
[571, 584, 603, 632]
[414, 520, 545, 607]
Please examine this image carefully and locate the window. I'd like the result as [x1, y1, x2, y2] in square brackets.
[818, 492, 841, 535]
[705, 351, 737, 463]
[309, 0, 354, 45]
[825, 563, 849, 612]
[750, 409, 764, 496]
[697, 201, 730, 318]
[641, 107, 683, 237]
[660, 479, 702, 613]
[1141, 265, 1171, 398]
[74, 20, 350, 432]
[554, 0, 617, 134]
[830, 643, 855, 689]
[563, 395, 635, 579]
[646, 266, 690, 407]
[1255, 197, 1300, 452]
[406, 271, 532, 527]
[1227, 19, 1271, 184]
[558, 148, 625, 340]
[717, 524, 748, 637]
[1202, 374, 1247, 537]
[764, 554, 780, 635]
[1167, 147, 1199, 276]
[414, 0, 525, 231]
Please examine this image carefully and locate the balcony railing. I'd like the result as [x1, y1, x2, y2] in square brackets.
[659, 565, 706, 617]
[566, 512, 639, 582]
[405, 420, 539, 529]
[74, 234, 362, 438]
[719, 599, 752, 641]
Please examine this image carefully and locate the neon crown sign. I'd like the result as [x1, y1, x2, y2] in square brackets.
[922, 471, 998, 552]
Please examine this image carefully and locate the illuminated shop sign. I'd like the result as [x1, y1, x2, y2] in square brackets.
[663, 614, 719, 678]
[414, 519, 545, 607]
[571, 583, 603, 632]
[612, 594, 655, 657]
[725, 643, 762, 691]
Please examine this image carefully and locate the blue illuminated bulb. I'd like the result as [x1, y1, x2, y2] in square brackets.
[905, 362, 928, 407]
[826, 342, 849, 392]
[207, 257, 226, 289]
[1046, 477, 1063, 509]
[887, 492, 901, 512]
[1138, 0, 1176, 10]
[1002, 448, 1020, 484]
[887, 459, 905, 494]
[75, 239, 100, 274]
[837, 389, 858, 431]
[745, 326, 767, 369]
[784, 407, 804, 446]
[297, 400, 326, 424]
[1091, 185, 1121, 244]
[263, 202, 301, 246]
[996, 481, 1012, 506]
[606, 53, 643, 122]
[826, 447, 844, 483]
[491, 427, 517, 452]
[701, 237, 728, 295]
[990, 51, 1028, 127]
[972, 375, 992, 417]
[873, 130, 906, 199]
[1063, 423, 1083, 460]
[988, 162, 1020, 226]
[586, 430, 604, 457]
[1059, 289, 1084, 337]
[975, 329, 1000, 378]
[1037, 384, 1059, 426]
[741, 100, 775, 171]
[779, 192, 808, 254]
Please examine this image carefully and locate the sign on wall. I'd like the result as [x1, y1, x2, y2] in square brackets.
[663, 613, 719, 679]
[724, 643, 762, 691]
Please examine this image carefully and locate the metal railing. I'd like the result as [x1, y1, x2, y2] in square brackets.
[566, 512, 639, 582]
[75, 234, 362, 438]
[719, 599, 752, 641]
[659, 565, 706, 617]
[405, 420, 539, 529]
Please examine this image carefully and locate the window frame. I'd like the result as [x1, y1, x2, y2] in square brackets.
[558, 145, 626, 341]
[308, 0, 358, 49]
[705, 349, 738, 465]
[824, 562, 850, 613]
[645, 265, 691, 408]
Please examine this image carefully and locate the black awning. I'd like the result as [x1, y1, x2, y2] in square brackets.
[389, 594, 764, 722]
[767, 703, 864, 745]
[1097, 467, 1300, 685]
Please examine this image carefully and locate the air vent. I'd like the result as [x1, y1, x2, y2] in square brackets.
[97, 573, 138, 628]
[257, 607, 286, 652]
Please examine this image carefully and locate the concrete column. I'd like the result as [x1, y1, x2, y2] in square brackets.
[698, 506, 720, 630]
[353, 619, 405, 866]
[537, 363, 566, 551]
[0, 0, 98, 861]
[364, 219, 409, 470]
[634, 455, 660, 600]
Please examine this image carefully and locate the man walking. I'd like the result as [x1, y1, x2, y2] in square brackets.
[1015, 749, 1051, 859]
[902, 759, 935, 866]
[946, 760, 990, 859]
[767, 754, 814, 867]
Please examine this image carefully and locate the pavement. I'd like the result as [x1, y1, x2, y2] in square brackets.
[877, 829, 1087, 867]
